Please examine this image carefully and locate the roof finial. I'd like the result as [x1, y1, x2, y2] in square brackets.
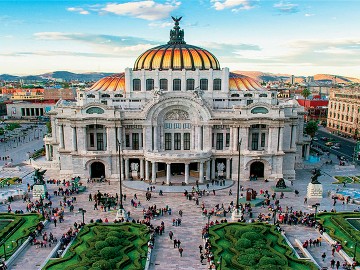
[168, 16, 186, 44]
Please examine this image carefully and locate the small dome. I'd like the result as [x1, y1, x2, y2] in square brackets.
[133, 17, 220, 71]
[229, 73, 266, 91]
[89, 73, 125, 92]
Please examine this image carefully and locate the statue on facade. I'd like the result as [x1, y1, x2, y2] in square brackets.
[275, 178, 287, 189]
[131, 162, 139, 172]
[217, 162, 225, 175]
[33, 168, 47, 185]
[193, 87, 203, 99]
[311, 169, 321, 184]
[153, 88, 163, 97]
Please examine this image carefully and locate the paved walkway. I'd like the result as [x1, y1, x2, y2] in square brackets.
[1, 159, 360, 269]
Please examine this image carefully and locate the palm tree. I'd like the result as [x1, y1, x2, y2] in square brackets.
[302, 88, 311, 100]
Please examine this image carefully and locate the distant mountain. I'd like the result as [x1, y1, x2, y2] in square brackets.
[0, 74, 20, 81]
[233, 71, 360, 84]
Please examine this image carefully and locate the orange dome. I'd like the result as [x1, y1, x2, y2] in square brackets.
[229, 73, 266, 91]
[89, 73, 125, 92]
[133, 17, 220, 71]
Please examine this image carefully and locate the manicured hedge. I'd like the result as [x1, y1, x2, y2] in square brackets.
[43, 223, 149, 270]
[209, 223, 317, 270]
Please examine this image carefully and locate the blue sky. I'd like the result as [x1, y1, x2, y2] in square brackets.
[0, 0, 359, 77]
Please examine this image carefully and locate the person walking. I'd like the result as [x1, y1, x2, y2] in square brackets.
[199, 244, 203, 253]
[169, 231, 173, 240]
[178, 247, 183, 257]
[330, 259, 335, 268]
[321, 252, 326, 262]
[173, 239, 177, 248]
[53, 218, 57, 227]
[336, 260, 340, 269]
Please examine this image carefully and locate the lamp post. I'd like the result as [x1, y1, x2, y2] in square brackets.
[78, 208, 86, 224]
[273, 208, 277, 225]
[217, 255, 223, 270]
[312, 203, 320, 222]
[232, 139, 242, 220]
[115, 139, 127, 220]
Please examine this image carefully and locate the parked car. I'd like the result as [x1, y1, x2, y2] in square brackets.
[325, 142, 334, 146]
[330, 145, 340, 149]
[321, 137, 329, 141]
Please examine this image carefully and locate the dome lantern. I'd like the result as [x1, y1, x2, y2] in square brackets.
[168, 16, 186, 45]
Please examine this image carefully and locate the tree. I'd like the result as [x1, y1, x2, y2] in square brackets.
[305, 121, 318, 137]
[302, 88, 311, 99]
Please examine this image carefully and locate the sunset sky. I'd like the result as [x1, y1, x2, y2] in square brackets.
[1, 0, 359, 77]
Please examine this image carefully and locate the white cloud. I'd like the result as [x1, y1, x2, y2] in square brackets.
[273, 1, 299, 14]
[148, 21, 173, 28]
[305, 13, 314, 17]
[101, 1, 181, 21]
[67, 7, 90, 15]
[211, 0, 255, 11]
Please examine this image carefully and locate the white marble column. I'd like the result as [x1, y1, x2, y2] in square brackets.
[291, 125, 297, 149]
[45, 144, 50, 160]
[145, 160, 150, 181]
[226, 158, 231, 179]
[151, 161, 156, 183]
[279, 127, 284, 151]
[206, 160, 211, 181]
[233, 127, 239, 151]
[185, 163, 189, 184]
[199, 161, 204, 183]
[191, 125, 196, 150]
[166, 163, 171, 184]
[153, 126, 158, 151]
[125, 158, 130, 180]
[139, 132, 143, 150]
[203, 126, 212, 150]
[196, 126, 201, 151]
[77, 127, 86, 152]
[305, 145, 310, 160]
[117, 127, 122, 145]
[140, 159, 144, 179]
[59, 125, 64, 149]
[243, 127, 249, 151]
[267, 127, 273, 153]
[107, 127, 116, 153]
[211, 158, 216, 179]
[229, 127, 233, 151]
[72, 127, 77, 151]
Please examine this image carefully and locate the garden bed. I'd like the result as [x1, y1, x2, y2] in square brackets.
[333, 176, 360, 184]
[209, 223, 317, 270]
[43, 223, 150, 270]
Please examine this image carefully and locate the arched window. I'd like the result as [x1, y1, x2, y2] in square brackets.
[133, 79, 141, 91]
[251, 107, 269, 114]
[173, 79, 181, 91]
[244, 93, 253, 97]
[101, 94, 110, 98]
[200, 79, 208, 90]
[213, 79, 221, 90]
[259, 93, 267, 97]
[146, 79, 154, 91]
[186, 79, 195, 90]
[86, 107, 104, 114]
[160, 79, 168, 91]
[87, 94, 95, 98]
[114, 94, 123, 98]
[231, 94, 240, 97]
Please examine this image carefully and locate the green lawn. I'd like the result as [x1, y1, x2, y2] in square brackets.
[43, 223, 150, 270]
[318, 212, 360, 262]
[332, 176, 357, 184]
[209, 223, 317, 270]
[0, 213, 43, 258]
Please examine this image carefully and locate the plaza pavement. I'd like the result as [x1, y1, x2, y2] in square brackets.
[1, 152, 360, 269]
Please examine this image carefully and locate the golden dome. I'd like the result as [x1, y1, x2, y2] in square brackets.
[133, 17, 220, 71]
[89, 73, 125, 92]
[229, 73, 266, 91]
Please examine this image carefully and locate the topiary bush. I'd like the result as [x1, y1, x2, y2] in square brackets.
[92, 260, 111, 270]
[100, 246, 119, 260]
[105, 236, 122, 247]
[95, 241, 108, 251]
[236, 238, 252, 249]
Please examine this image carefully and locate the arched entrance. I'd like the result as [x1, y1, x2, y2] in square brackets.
[250, 161, 264, 178]
[90, 162, 105, 178]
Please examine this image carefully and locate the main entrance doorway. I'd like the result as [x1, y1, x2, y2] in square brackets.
[250, 161, 264, 178]
[91, 162, 105, 178]
[171, 163, 185, 175]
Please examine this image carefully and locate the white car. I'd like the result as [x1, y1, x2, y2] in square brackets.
[330, 145, 340, 149]
[312, 137, 318, 141]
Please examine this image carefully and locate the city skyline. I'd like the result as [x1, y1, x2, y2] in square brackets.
[0, 0, 359, 77]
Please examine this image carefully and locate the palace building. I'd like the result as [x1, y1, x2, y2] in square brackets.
[44, 18, 310, 183]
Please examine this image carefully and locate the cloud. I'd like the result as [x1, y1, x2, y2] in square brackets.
[148, 21, 173, 28]
[67, 7, 90, 15]
[0, 51, 118, 58]
[211, 0, 256, 11]
[273, 1, 299, 14]
[305, 13, 314, 17]
[101, 1, 181, 21]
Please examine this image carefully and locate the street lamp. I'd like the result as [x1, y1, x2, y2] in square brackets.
[217, 255, 223, 270]
[78, 208, 86, 224]
[312, 203, 320, 222]
[232, 139, 242, 221]
[273, 208, 277, 225]
[115, 139, 127, 220]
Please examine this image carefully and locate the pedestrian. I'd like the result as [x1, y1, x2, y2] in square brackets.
[169, 231, 173, 240]
[336, 260, 340, 269]
[304, 197, 307, 204]
[330, 259, 335, 268]
[332, 247, 335, 256]
[53, 218, 57, 227]
[213, 189, 216, 196]
[318, 237, 322, 246]
[179, 210, 183, 217]
[199, 244, 203, 253]
[229, 189, 232, 196]
[200, 253, 204, 263]
[178, 239, 181, 247]
[173, 239, 177, 248]
[321, 252, 326, 262]
[179, 247, 183, 257]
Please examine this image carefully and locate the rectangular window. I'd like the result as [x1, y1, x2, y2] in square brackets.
[146, 79, 154, 91]
[133, 79, 141, 91]
[200, 79, 208, 91]
[132, 133, 139, 150]
[125, 134, 130, 147]
[89, 133, 95, 147]
[97, 133, 104, 151]
[261, 133, 266, 147]
[213, 79, 221, 91]
[247, 100, 253, 105]
[174, 123, 181, 129]
[184, 133, 190, 150]
[226, 133, 230, 147]
[173, 79, 181, 91]
[174, 133, 181, 150]
[251, 133, 259, 150]
[183, 123, 191, 129]
[212, 133, 215, 148]
[164, 123, 172, 129]
[186, 79, 195, 90]
[165, 133, 172, 150]
[216, 133, 223, 150]
[160, 79, 168, 91]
